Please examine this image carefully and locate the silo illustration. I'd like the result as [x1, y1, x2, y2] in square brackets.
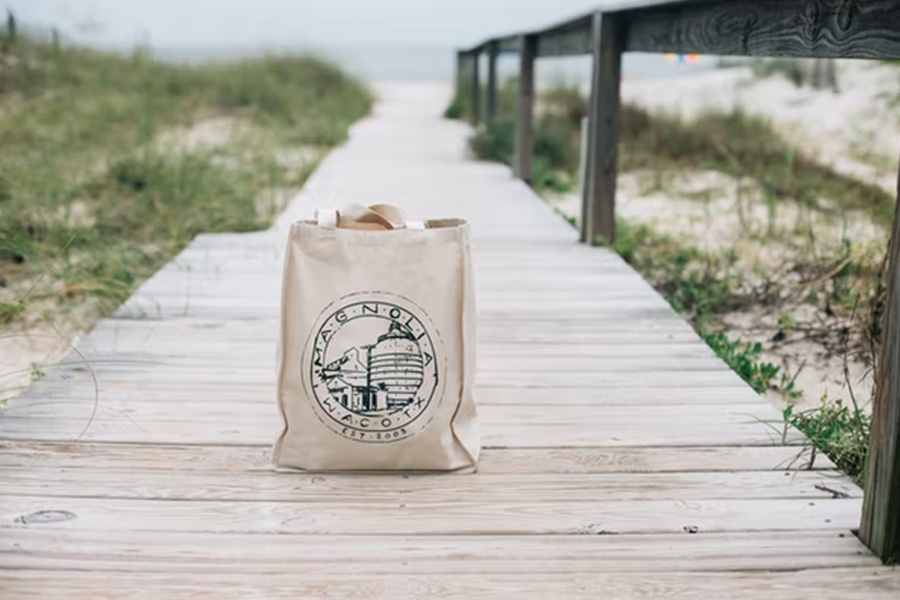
[368, 322, 424, 408]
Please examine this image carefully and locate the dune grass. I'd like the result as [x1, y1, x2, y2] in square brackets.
[455, 79, 894, 225]
[0, 31, 372, 328]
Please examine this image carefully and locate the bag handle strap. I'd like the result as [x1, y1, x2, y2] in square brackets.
[315, 208, 338, 228]
[316, 204, 425, 230]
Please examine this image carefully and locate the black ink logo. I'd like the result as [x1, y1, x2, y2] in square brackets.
[304, 293, 442, 443]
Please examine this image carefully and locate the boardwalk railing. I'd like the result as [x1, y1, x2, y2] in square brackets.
[456, 0, 900, 565]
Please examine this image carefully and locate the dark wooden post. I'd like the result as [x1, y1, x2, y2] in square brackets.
[581, 11, 623, 245]
[486, 41, 499, 123]
[468, 50, 481, 125]
[6, 10, 15, 41]
[514, 34, 537, 183]
[860, 156, 900, 565]
[455, 50, 465, 102]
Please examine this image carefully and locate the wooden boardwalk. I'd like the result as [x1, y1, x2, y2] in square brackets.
[1, 83, 898, 598]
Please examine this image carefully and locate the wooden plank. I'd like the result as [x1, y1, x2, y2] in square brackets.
[582, 11, 623, 244]
[624, 0, 900, 59]
[0, 403, 801, 447]
[0, 422, 801, 448]
[2, 567, 899, 600]
[0, 529, 878, 574]
[0, 468, 859, 503]
[12, 381, 770, 408]
[536, 15, 592, 57]
[0, 495, 863, 535]
[0, 442, 832, 473]
[513, 34, 536, 182]
[860, 152, 900, 564]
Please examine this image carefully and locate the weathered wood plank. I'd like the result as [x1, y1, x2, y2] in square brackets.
[0, 402, 801, 447]
[860, 151, 900, 564]
[0, 442, 830, 473]
[536, 15, 592, 57]
[0, 468, 858, 502]
[3, 567, 899, 600]
[10, 381, 768, 408]
[624, 0, 900, 59]
[0, 494, 862, 535]
[0, 529, 877, 574]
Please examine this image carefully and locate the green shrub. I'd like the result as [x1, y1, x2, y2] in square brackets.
[444, 94, 468, 120]
[467, 82, 585, 193]
[469, 118, 514, 164]
[751, 58, 807, 86]
[787, 399, 871, 484]
[702, 333, 781, 393]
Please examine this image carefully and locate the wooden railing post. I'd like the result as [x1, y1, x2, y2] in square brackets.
[455, 50, 465, 102]
[581, 11, 623, 245]
[860, 156, 900, 565]
[6, 10, 15, 41]
[486, 41, 499, 123]
[514, 34, 537, 183]
[468, 50, 481, 125]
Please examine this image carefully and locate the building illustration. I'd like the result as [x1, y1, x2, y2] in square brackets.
[321, 322, 425, 415]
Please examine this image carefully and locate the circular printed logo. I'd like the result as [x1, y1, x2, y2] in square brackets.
[303, 293, 443, 443]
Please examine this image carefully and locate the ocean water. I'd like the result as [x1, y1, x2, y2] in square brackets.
[152, 44, 719, 83]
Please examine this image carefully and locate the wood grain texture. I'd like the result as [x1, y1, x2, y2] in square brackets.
[582, 11, 623, 244]
[0, 529, 878, 573]
[536, 15, 592, 57]
[0, 468, 858, 502]
[0, 82, 892, 595]
[0, 442, 831, 472]
[624, 0, 900, 59]
[860, 153, 900, 564]
[0, 495, 864, 535]
[3, 568, 900, 600]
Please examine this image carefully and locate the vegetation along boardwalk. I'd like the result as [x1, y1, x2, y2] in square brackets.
[1, 81, 897, 597]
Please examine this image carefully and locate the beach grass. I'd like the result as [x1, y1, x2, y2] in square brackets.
[457, 80, 894, 225]
[0, 31, 372, 328]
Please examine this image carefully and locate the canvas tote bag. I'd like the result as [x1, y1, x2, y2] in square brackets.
[273, 204, 480, 471]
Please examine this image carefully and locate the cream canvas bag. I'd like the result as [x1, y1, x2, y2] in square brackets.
[273, 204, 480, 471]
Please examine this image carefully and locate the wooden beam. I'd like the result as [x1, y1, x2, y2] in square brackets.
[486, 42, 499, 122]
[860, 149, 900, 565]
[582, 12, 623, 245]
[513, 34, 537, 183]
[496, 36, 520, 53]
[625, 0, 900, 59]
[468, 51, 481, 125]
[536, 16, 593, 57]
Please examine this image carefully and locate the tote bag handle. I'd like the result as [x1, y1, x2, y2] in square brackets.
[316, 204, 425, 230]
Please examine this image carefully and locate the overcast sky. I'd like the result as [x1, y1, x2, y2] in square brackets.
[6, 0, 612, 49]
